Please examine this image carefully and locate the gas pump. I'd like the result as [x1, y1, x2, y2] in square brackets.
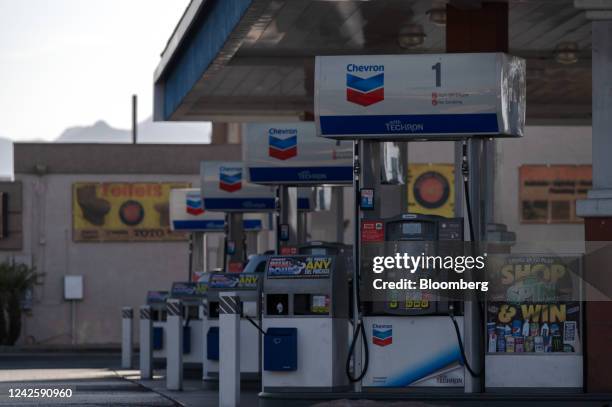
[360, 213, 468, 388]
[167, 282, 208, 367]
[202, 272, 262, 381]
[261, 255, 350, 392]
[313, 53, 525, 396]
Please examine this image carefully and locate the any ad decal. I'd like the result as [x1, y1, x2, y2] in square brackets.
[346, 64, 385, 106]
[219, 166, 242, 192]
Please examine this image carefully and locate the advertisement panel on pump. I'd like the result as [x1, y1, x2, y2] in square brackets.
[243, 123, 353, 184]
[315, 53, 525, 139]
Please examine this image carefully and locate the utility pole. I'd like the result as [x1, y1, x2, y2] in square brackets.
[132, 94, 137, 144]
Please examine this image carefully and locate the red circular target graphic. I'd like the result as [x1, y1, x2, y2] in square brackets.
[413, 171, 450, 209]
[119, 200, 144, 226]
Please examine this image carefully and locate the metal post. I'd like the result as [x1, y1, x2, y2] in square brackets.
[287, 187, 299, 246]
[121, 307, 133, 369]
[297, 210, 308, 245]
[188, 233, 194, 281]
[464, 139, 485, 393]
[203, 233, 209, 272]
[278, 185, 300, 251]
[331, 186, 345, 243]
[139, 306, 153, 379]
[219, 292, 241, 407]
[166, 299, 183, 390]
[132, 94, 137, 144]
[226, 212, 245, 271]
[352, 140, 362, 392]
[454, 141, 464, 218]
[201, 298, 212, 381]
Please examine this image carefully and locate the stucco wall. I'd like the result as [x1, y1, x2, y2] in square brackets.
[1, 174, 198, 345]
[408, 126, 592, 253]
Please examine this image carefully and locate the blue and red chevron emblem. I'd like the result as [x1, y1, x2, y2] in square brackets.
[372, 325, 392, 347]
[269, 134, 297, 160]
[346, 72, 384, 107]
[219, 167, 242, 193]
[186, 191, 204, 215]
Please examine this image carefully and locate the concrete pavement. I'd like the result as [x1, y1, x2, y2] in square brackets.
[1, 352, 611, 406]
[0, 352, 175, 406]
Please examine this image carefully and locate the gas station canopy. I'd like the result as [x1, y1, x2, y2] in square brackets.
[154, 0, 592, 124]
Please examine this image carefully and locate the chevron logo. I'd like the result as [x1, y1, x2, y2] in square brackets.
[346, 64, 384, 106]
[186, 191, 204, 215]
[268, 128, 298, 160]
[372, 324, 392, 347]
[219, 167, 242, 193]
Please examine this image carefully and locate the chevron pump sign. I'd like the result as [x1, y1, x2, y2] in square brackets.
[200, 161, 313, 212]
[170, 188, 264, 232]
[315, 54, 525, 139]
[269, 128, 298, 160]
[219, 166, 242, 192]
[372, 324, 393, 347]
[185, 190, 204, 215]
[243, 123, 352, 185]
[346, 64, 384, 106]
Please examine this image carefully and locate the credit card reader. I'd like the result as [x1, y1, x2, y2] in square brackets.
[262, 255, 349, 392]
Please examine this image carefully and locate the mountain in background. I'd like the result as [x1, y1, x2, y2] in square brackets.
[55, 117, 211, 144]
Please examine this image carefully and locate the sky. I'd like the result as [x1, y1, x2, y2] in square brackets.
[0, 0, 192, 141]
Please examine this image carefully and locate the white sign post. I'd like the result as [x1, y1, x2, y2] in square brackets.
[139, 306, 153, 380]
[219, 292, 241, 407]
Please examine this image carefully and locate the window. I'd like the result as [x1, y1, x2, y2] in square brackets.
[519, 165, 591, 224]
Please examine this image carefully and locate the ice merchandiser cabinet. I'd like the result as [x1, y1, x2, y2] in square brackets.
[361, 214, 467, 389]
[261, 255, 349, 392]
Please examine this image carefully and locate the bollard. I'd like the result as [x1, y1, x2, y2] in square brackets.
[219, 292, 241, 407]
[166, 299, 183, 390]
[121, 307, 133, 369]
[201, 298, 212, 381]
[139, 305, 153, 379]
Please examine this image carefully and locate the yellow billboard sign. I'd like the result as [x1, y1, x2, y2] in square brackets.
[407, 164, 455, 217]
[73, 182, 190, 242]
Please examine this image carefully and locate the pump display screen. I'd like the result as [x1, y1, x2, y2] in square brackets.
[310, 248, 328, 256]
[401, 223, 422, 236]
[386, 220, 435, 240]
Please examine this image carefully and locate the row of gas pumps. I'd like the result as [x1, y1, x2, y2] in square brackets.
[122, 52, 585, 404]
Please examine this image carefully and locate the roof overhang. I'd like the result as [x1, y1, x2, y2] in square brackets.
[154, 0, 593, 124]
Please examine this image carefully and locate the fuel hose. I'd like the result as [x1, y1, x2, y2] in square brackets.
[245, 314, 267, 336]
[346, 319, 369, 382]
[450, 139, 482, 379]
